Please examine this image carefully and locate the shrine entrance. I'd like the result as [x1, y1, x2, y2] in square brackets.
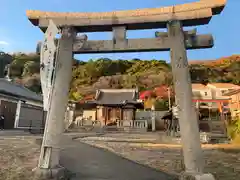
[27, 1, 226, 179]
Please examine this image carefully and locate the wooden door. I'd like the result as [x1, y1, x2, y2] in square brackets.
[122, 109, 134, 120]
[106, 108, 121, 125]
[115, 108, 121, 120]
[0, 100, 17, 129]
[107, 108, 113, 124]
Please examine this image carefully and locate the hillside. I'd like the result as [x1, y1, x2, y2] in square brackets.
[189, 54, 240, 67]
[1, 52, 240, 101]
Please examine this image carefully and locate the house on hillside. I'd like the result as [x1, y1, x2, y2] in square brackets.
[223, 89, 240, 119]
[192, 83, 231, 116]
[191, 83, 232, 135]
[77, 89, 144, 125]
[0, 78, 44, 130]
[192, 83, 232, 102]
[192, 84, 212, 99]
[207, 83, 240, 97]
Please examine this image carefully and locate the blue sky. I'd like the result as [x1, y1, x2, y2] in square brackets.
[0, 0, 238, 62]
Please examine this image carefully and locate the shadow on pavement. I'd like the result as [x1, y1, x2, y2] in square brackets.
[60, 140, 178, 180]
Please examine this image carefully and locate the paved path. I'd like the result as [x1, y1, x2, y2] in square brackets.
[60, 138, 177, 180]
[0, 130, 39, 137]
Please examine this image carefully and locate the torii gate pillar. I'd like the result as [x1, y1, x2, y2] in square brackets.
[168, 20, 215, 180]
[34, 26, 76, 180]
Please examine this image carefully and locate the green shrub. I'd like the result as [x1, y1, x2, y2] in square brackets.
[227, 117, 240, 141]
[154, 99, 169, 111]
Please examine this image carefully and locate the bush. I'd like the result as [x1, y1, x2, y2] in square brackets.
[154, 99, 169, 111]
[227, 117, 240, 143]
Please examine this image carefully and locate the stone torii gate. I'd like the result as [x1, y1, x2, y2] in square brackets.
[26, 0, 226, 179]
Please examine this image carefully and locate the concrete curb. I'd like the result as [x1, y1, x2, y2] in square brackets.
[33, 132, 105, 146]
[0, 135, 42, 140]
[69, 132, 105, 140]
[78, 137, 158, 143]
[127, 143, 240, 150]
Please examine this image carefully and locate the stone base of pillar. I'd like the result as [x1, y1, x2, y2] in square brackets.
[33, 166, 71, 180]
[179, 173, 215, 180]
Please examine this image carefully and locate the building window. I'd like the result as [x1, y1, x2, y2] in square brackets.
[204, 92, 208, 96]
[223, 102, 229, 107]
[221, 90, 227, 94]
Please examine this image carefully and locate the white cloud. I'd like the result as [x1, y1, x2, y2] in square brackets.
[0, 41, 9, 46]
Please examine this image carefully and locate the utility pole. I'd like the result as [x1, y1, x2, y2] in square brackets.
[151, 104, 156, 131]
[167, 87, 171, 110]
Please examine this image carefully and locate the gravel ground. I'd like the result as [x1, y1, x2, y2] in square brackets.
[0, 137, 40, 180]
[1, 133, 239, 180]
[80, 139, 240, 180]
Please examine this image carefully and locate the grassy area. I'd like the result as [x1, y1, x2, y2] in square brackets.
[0, 137, 40, 180]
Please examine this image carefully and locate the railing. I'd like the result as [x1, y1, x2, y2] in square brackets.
[117, 120, 124, 127]
[117, 120, 148, 129]
[72, 117, 102, 130]
[135, 111, 168, 121]
[117, 120, 132, 127]
[130, 120, 148, 128]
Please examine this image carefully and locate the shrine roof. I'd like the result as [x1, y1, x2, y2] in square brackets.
[94, 89, 140, 105]
[26, 0, 226, 32]
[78, 89, 144, 108]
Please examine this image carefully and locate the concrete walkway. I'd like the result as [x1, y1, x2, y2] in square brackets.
[60, 138, 177, 180]
[0, 130, 39, 137]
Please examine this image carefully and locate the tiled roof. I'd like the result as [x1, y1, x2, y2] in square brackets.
[95, 89, 139, 105]
[192, 83, 208, 90]
[0, 78, 42, 102]
[223, 89, 240, 96]
[208, 83, 240, 89]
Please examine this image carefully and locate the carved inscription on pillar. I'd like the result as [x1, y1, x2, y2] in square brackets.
[43, 26, 76, 148]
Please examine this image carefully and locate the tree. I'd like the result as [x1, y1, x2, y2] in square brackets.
[154, 99, 169, 111]
[5, 52, 240, 99]
[0, 52, 13, 78]
[22, 61, 40, 76]
[69, 91, 83, 101]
